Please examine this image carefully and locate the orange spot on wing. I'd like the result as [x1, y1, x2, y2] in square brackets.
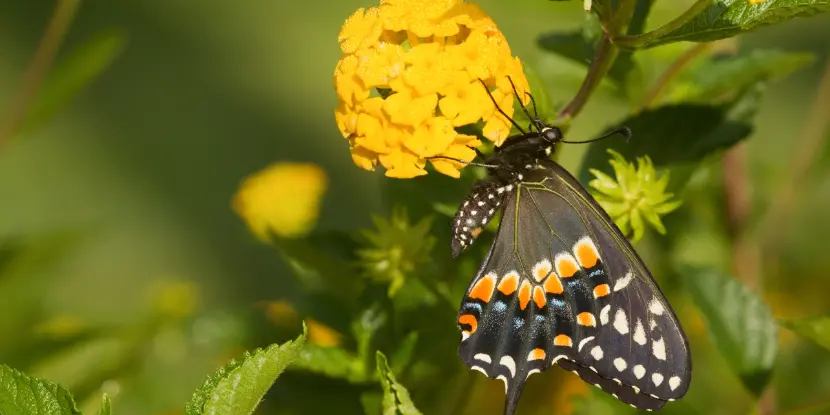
[544, 272, 564, 294]
[593, 283, 610, 298]
[556, 255, 579, 278]
[533, 260, 552, 283]
[554, 334, 573, 347]
[497, 272, 519, 295]
[533, 286, 547, 309]
[470, 273, 496, 303]
[471, 227, 483, 238]
[577, 312, 596, 327]
[529, 348, 546, 361]
[518, 280, 532, 310]
[458, 314, 478, 334]
[576, 240, 599, 268]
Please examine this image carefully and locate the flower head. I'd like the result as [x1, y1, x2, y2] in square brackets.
[335, 0, 530, 178]
[232, 162, 328, 240]
[358, 207, 435, 296]
[589, 150, 681, 243]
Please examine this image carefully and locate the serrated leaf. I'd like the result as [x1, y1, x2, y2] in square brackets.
[21, 31, 125, 135]
[0, 364, 81, 415]
[185, 324, 307, 415]
[98, 393, 112, 415]
[781, 316, 830, 352]
[639, 0, 830, 48]
[292, 344, 370, 383]
[664, 50, 815, 104]
[680, 265, 778, 396]
[376, 352, 423, 415]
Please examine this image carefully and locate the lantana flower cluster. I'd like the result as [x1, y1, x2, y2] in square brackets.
[334, 0, 530, 178]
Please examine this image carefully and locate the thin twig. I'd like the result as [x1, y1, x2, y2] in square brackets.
[558, 33, 619, 120]
[640, 43, 711, 109]
[722, 142, 759, 289]
[0, 0, 81, 154]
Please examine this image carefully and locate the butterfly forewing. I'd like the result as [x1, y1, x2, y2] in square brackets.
[457, 159, 690, 414]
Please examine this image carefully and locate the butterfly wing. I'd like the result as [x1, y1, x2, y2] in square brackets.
[456, 158, 690, 415]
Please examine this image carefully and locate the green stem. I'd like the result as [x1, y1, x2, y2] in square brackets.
[0, 0, 82, 153]
[640, 43, 711, 109]
[558, 33, 619, 120]
[609, 0, 639, 35]
[614, 0, 713, 49]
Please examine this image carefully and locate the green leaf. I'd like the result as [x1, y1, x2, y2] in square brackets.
[0, 364, 81, 415]
[629, 0, 830, 48]
[680, 265, 778, 396]
[375, 352, 422, 415]
[578, 103, 752, 184]
[98, 393, 112, 415]
[292, 344, 370, 383]
[21, 31, 126, 134]
[664, 50, 815, 104]
[185, 324, 307, 415]
[781, 316, 830, 352]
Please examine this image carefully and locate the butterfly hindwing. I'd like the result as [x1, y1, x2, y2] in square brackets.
[457, 159, 690, 414]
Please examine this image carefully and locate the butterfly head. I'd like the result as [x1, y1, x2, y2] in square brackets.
[540, 126, 563, 144]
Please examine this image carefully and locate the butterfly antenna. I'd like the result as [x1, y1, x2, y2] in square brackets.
[560, 126, 632, 144]
[478, 79, 527, 135]
[427, 155, 498, 169]
[506, 76, 537, 131]
[524, 91, 539, 120]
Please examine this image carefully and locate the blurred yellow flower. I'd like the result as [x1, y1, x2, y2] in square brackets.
[153, 281, 200, 319]
[262, 300, 300, 327]
[334, 0, 530, 179]
[307, 318, 343, 347]
[232, 162, 328, 240]
[749, 0, 764, 4]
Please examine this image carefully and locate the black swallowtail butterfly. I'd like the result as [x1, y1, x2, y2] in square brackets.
[448, 80, 691, 414]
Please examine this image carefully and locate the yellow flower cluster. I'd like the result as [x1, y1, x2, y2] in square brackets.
[334, 0, 530, 178]
[232, 162, 328, 240]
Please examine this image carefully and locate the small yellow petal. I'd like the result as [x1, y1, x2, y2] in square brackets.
[350, 144, 378, 171]
[383, 91, 437, 126]
[380, 149, 427, 178]
[334, 104, 357, 138]
[338, 7, 382, 54]
[430, 159, 461, 178]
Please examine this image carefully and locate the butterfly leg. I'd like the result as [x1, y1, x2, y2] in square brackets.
[428, 155, 498, 169]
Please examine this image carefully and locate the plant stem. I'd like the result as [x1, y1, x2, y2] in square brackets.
[614, 0, 714, 49]
[0, 0, 82, 154]
[640, 43, 711, 109]
[558, 33, 619, 120]
[761, 52, 830, 254]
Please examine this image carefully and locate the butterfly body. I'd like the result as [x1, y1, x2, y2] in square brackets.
[452, 124, 690, 415]
[451, 128, 559, 258]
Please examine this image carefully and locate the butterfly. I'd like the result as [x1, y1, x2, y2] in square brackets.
[446, 80, 691, 414]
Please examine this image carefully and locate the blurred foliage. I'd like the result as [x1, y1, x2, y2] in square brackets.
[1, 0, 830, 415]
